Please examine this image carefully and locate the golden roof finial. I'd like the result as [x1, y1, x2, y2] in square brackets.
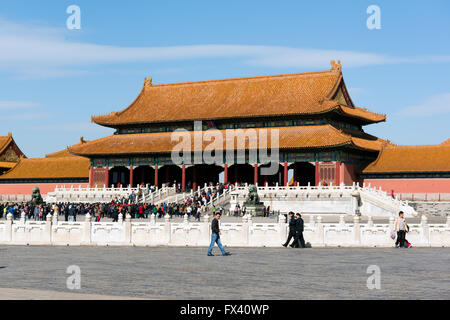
[7, 132, 12, 137]
[80, 136, 85, 144]
[330, 60, 342, 72]
[144, 77, 152, 88]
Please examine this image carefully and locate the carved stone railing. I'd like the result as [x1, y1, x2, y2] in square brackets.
[229, 182, 418, 217]
[45, 184, 156, 203]
[141, 186, 176, 204]
[0, 213, 448, 247]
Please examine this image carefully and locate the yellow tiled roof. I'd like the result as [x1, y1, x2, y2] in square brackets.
[0, 138, 90, 180]
[69, 125, 381, 156]
[0, 161, 17, 169]
[45, 138, 88, 158]
[0, 136, 12, 154]
[0, 157, 90, 180]
[92, 62, 385, 126]
[363, 142, 450, 173]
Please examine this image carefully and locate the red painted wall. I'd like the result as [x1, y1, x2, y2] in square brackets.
[91, 167, 107, 187]
[337, 163, 361, 185]
[363, 178, 450, 194]
[0, 183, 89, 195]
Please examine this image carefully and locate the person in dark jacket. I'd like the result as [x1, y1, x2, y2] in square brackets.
[293, 213, 306, 248]
[207, 212, 231, 256]
[112, 206, 119, 222]
[69, 205, 76, 222]
[64, 204, 69, 222]
[282, 212, 296, 247]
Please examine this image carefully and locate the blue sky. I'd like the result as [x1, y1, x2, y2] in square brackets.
[0, 0, 449, 158]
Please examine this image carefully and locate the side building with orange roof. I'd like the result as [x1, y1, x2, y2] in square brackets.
[0, 132, 26, 175]
[361, 139, 450, 194]
[0, 138, 90, 196]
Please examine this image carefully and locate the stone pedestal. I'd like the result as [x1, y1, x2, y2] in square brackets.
[244, 203, 265, 217]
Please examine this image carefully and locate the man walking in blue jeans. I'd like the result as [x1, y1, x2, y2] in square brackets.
[207, 212, 231, 256]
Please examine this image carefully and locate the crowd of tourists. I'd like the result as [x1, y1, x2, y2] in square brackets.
[0, 182, 230, 223]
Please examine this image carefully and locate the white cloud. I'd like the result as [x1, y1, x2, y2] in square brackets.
[0, 18, 449, 78]
[397, 93, 450, 116]
[0, 101, 40, 109]
[1, 112, 51, 121]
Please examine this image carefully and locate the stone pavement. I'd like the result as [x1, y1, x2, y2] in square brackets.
[0, 246, 449, 300]
[0, 287, 146, 300]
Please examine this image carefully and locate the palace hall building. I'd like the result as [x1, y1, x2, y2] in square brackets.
[362, 139, 450, 194]
[0, 61, 448, 195]
[0, 139, 90, 195]
[68, 61, 388, 191]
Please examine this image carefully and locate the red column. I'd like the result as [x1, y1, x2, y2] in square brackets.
[193, 166, 197, 190]
[224, 164, 228, 184]
[182, 165, 186, 192]
[284, 162, 288, 186]
[105, 167, 109, 187]
[335, 161, 341, 185]
[154, 165, 158, 187]
[315, 162, 320, 186]
[89, 167, 94, 187]
[254, 164, 258, 185]
[129, 166, 134, 187]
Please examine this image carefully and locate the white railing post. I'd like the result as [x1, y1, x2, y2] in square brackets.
[353, 215, 361, 246]
[309, 215, 315, 228]
[316, 215, 324, 246]
[82, 213, 92, 245]
[367, 216, 374, 227]
[421, 215, 429, 246]
[164, 214, 171, 245]
[388, 216, 394, 232]
[338, 214, 345, 228]
[124, 214, 132, 244]
[150, 213, 156, 225]
[20, 211, 26, 224]
[5, 213, 13, 243]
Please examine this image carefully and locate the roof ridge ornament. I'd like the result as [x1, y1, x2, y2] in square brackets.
[144, 77, 152, 88]
[330, 60, 342, 72]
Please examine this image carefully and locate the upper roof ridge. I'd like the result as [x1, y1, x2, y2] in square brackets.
[149, 69, 335, 88]
[91, 61, 384, 127]
[386, 142, 450, 149]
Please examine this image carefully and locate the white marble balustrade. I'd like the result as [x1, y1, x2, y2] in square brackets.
[1, 213, 448, 247]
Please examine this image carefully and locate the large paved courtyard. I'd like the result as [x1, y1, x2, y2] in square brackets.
[0, 246, 449, 299]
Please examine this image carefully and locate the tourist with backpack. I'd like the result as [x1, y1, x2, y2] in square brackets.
[393, 211, 410, 248]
